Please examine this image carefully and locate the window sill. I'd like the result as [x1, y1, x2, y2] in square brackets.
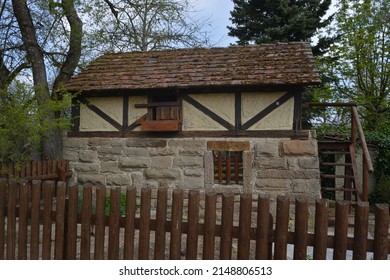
[141, 120, 181, 132]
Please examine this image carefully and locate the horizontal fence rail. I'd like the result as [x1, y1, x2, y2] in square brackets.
[0, 160, 72, 182]
[0, 180, 389, 260]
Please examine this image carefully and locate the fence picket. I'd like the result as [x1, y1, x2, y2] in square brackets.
[108, 187, 121, 260]
[18, 181, 29, 260]
[124, 187, 136, 260]
[42, 181, 55, 260]
[30, 180, 41, 260]
[374, 204, 390, 260]
[333, 201, 350, 260]
[80, 184, 92, 260]
[6, 180, 17, 260]
[154, 187, 168, 260]
[353, 202, 369, 260]
[313, 199, 329, 260]
[220, 193, 234, 260]
[170, 189, 183, 260]
[274, 196, 290, 260]
[293, 197, 308, 260]
[54, 182, 67, 260]
[203, 192, 217, 260]
[138, 187, 151, 260]
[256, 194, 271, 260]
[94, 185, 107, 260]
[238, 193, 252, 260]
[66, 183, 79, 260]
[0, 179, 5, 260]
[186, 190, 200, 260]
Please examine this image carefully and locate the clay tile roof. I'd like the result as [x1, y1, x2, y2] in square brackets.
[65, 42, 321, 93]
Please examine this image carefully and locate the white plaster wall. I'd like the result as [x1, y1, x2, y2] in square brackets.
[242, 92, 293, 130]
[80, 97, 123, 131]
[128, 96, 148, 131]
[182, 100, 227, 131]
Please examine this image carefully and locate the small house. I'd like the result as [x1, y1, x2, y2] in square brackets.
[64, 42, 322, 198]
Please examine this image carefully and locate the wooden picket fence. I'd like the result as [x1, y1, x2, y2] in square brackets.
[0, 160, 72, 182]
[0, 180, 389, 260]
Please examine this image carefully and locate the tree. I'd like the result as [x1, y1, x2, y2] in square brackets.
[88, 0, 212, 51]
[228, 0, 332, 48]
[10, 0, 82, 160]
[319, 0, 389, 130]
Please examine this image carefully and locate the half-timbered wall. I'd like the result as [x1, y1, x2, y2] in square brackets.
[74, 90, 297, 134]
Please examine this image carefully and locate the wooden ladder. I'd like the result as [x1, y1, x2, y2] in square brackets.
[318, 140, 362, 202]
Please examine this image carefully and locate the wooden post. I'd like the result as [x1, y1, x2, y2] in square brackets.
[186, 190, 200, 260]
[237, 193, 252, 260]
[274, 196, 290, 260]
[203, 191, 217, 260]
[123, 187, 136, 260]
[138, 187, 151, 260]
[108, 187, 121, 260]
[353, 201, 369, 260]
[220, 193, 234, 260]
[170, 189, 183, 260]
[313, 199, 329, 260]
[256, 194, 271, 260]
[293, 197, 308, 260]
[373, 204, 389, 260]
[0, 179, 6, 260]
[154, 186, 168, 260]
[94, 185, 107, 260]
[333, 201, 349, 260]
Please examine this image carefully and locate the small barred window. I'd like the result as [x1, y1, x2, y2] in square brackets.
[213, 151, 243, 185]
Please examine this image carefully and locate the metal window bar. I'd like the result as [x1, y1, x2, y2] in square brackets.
[213, 151, 243, 185]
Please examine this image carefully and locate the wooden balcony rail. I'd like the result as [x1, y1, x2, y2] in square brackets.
[302, 102, 374, 201]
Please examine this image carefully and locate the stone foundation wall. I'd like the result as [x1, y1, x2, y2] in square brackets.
[63, 135, 321, 199]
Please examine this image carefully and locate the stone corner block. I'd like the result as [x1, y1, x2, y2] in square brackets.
[280, 140, 318, 156]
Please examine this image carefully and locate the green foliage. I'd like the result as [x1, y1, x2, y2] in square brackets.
[0, 82, 72, 163]
[105, 193, 127, 216]
[369, 176, 390, 205]
[228, 0, 332, 46]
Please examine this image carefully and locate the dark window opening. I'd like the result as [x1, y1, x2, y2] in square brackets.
[213, 151, 243, 185]
[149, 95, 179, 121]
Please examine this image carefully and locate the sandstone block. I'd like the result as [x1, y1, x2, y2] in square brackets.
[148, 147, 176, 156]
[123, 147, 148, 157]
[255, 178, 289, 190]
[101, 162, 119, 173]
[151, 156, 173, 168]
[106, 174, 132, 186]
[126, 139, 166, 148]
[183, 168, 204, 177]
[255, 158, 287, 170]
[168, 139, 206, 149]
[144, 169, 181, 180]
[280, 140, 317, 156]
[173, 156, 203, 168]
[257, 169, 320, 180]
[181, 175, 204, 189]
[110, 139, 125, 147]
[63, 150, 79, 161]
[73, 163, 100, 173]
[120, 157, 150, 168]
[255, 139, 279, 157]
[78, 174, 106, 185]
[298, 157, 320, 169]
[79, 150, 97, 163]
[88, 137, 110, 147]
[63, 138, 88, 149]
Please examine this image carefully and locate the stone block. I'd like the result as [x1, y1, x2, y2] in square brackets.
[181, 175, 204, 189]
[131, 172, 144, 188]
[144, 169, 181, 180]
[120, 157, 150, 168]
[126, 139, 167, 148]
[79, 150, 97, 163]
[280, 140, 317, 156]
[123, 147, 148, 157]
[298, 157, 320, 169]
[255, 139, 279, 157]
[291, 179, 321, 198]
[63, 150, 79, 161]
[173, 156, 203, 168]
[88, 137, 110, 147]
[110, 139, 126, 147]
[78, 174, 106, 185]
[73, 163, 100, 173]
[148, 147, 176, 156]
[97, 147, 123, 156]
[106, 174, 132, 186]
[256, 178, 289, 190]
[168, 139, 206, 149]
[178, 148, 204, 156]
[255, 158, 287, 170]
[151, 156, 173, 168]
[183, 168, 204, 177]
[257, 169, 320, 180]
[101, 162, 119, 173]
[63, 138, 88, 149]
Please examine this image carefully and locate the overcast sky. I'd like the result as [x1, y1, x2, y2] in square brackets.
[193, 0, 236, 47]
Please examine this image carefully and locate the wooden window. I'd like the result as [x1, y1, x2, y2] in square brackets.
[135, 94, 181, 131]
[213, 151, 243, 185]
